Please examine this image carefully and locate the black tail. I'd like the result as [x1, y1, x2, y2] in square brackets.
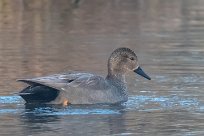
[19, 85, 60, 103]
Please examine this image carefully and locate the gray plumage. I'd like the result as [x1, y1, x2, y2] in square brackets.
[18, 47, 151, 105]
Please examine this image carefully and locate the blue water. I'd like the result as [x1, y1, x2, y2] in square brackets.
[0, 95, 202, 115]
[0, 95, 203, 135]
[1, 0, 204, 135]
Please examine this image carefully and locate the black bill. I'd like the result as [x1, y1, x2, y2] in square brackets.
[134, 66, 151, 80]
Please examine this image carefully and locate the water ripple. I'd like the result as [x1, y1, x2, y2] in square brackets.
[0, 95, 203, 115]
[123, 95, 200, 112]
[0, 96, 22, 104]
[35, 108, 120, 115]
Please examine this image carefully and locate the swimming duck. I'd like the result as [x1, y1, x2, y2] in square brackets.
[18, 47, 151, 105]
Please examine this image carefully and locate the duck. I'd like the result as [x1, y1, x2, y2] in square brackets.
[18, 47, 151, 105]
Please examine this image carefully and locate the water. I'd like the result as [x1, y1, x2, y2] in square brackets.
[0, 0, 204, 135]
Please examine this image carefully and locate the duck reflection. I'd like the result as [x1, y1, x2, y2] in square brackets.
[19, 103, 129, 135]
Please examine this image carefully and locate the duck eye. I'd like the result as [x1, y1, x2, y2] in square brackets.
[130, 57, 134, 60]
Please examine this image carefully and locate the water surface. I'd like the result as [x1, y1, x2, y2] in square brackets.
[0, 0, 204, 135]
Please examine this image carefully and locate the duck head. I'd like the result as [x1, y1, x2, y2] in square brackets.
[107, 47, 151, 80]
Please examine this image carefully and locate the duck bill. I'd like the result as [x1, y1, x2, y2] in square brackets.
[134, 67, 151, 80]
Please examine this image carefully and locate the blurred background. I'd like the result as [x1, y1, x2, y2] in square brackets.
[0, 0, 204, 135]
[0, 0, 203, 95]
